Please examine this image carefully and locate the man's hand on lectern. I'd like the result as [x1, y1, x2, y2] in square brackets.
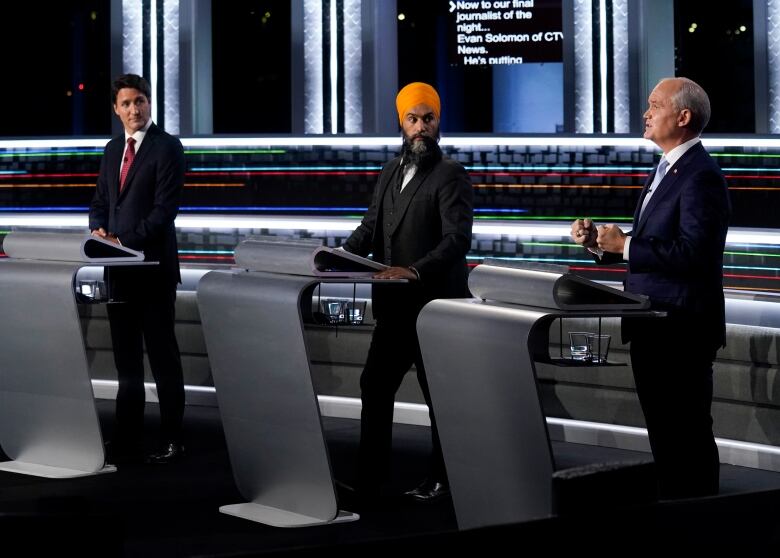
[373, 266, 418, 280]
[91, 228, 120, 245]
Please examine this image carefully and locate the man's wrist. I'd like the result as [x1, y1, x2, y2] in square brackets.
[587, 247, 604, 258]
[408, 266, 420, 280]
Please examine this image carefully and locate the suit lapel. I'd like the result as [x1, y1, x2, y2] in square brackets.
[635, 142, 703, 233]
[118, 125, 159, 201]
[106, 136, 124, 206]
[375, 158, 401, 216]
[633, 172, 654, 225]
[389, 163, 434, 236]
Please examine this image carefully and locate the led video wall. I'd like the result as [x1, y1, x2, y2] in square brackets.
[0, 136, 779, 294]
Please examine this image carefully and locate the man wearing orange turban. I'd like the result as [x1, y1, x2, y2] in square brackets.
[342, 82, 473, 506]
[395, 82, 441, 125]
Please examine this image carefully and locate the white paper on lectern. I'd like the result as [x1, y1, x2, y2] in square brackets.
[3, 232, 145, 263]
[233, 236, 387, 277]
[81, 236, 145, 261]
[469, 259, 649, 310]
[310, 246, 387, 277]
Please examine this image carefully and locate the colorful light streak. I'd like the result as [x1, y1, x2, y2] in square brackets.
[0, 183, 95, 188]
[189, 171, 379, 177]
[4, 136, 780, 150]
[0, 148, 286, 157]
[0, 150, 103, 158]
[726, 244, 780, 250]
[724, 174, 780, 180]
[474, 215, 634, 221]
[467, 256, 597, 264]
[178, 254, 235, 261]
[179, 250, 234, 255]
[725, 285, 780, 293]
[472, 183, 643, 190]
[711, 153, 780, 158]
[467, 165, 653, 172]
[184, 149, 286, 155]
[724, 273, 780, 281]
[0, 206, 89, 211]
[0, 183, 243, 189]
[5, 168, 780, 184]
[178, 206, 368, 212]
[725, 250, 780, 258]
[725, 265, 780, 272]
[182, 183, 244, 188]
[1, 173, 98, 179]
[189, 165, 382, 172]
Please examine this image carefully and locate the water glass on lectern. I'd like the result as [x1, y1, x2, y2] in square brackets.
[78, 280, 98, 298]
[587, 334, 611, 364]
[346, 300, 367, 325]
[569, 331, 591, 361]
[321, 299, 345, 324]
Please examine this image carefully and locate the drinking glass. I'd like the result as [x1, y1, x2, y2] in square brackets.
[569, 331, 591, 361]
[587, 333, 611, 364]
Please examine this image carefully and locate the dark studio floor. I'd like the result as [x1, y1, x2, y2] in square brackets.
[1, 401, 780, 556]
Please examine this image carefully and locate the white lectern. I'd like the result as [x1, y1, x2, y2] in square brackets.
[197, 237, 391, 528]
[0, 231, 147, 478]
[417, 260, 661, 530]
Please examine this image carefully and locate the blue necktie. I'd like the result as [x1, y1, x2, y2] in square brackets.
[639, 158, 669, 220]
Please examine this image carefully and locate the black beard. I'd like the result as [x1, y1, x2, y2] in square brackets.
[400, 135, 442, 170]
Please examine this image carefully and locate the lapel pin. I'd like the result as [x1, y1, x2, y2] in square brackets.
[673, 169, 678, 174]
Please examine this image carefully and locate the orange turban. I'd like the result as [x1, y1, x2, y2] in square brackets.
[396, 82, 441, 125]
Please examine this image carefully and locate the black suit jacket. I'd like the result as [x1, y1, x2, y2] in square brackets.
[89, 123, 185, 287]
[343, 155, 473, 319]
[603, 142, 731, 347]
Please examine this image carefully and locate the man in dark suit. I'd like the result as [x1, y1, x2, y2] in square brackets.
[89, 74, 186, 464]
[571, 77, 731, 499]
[342, 82, 473, 504]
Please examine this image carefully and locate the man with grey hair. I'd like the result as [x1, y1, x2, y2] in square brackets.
[570, 77, 731, 499]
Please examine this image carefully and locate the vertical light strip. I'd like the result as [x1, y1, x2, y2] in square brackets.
[769, 0, 780, 133]
[122, 0, 143, 75]
[303, 0, 324, 133]
[163, 0, 180, 134]
[343, 0, 363, 133]
[329, 0, 339, 134]
[599, 0, 608, 133]
[611, 0, 629, 133]
[150, 0, 158, 123]
[573, 0, 594, 133]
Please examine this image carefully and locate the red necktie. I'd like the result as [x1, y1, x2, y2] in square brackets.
[119, 137, 136, 191]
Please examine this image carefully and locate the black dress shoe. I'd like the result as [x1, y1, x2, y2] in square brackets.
[146, 442, 185, 464]
[403, 478, 450, 503]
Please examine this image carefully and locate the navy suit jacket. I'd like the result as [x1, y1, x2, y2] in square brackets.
[605, 142, 731, 348]
[343, 155, 473, 319]
[89, 124, 185, 286]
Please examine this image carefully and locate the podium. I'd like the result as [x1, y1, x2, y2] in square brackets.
[0, 231, 147, 478]
[197, 237, 388, 527]
[416, 260, 661, 530]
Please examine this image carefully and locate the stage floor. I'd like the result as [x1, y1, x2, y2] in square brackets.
[0, 401, 779, 556]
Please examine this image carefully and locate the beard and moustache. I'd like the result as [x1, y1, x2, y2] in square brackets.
[400, 131, 442, 171]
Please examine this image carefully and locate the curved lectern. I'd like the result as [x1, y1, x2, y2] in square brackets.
[0, 231, 146, 478]
[197, 237, 388, 527]
[416, 260, 661, 530]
